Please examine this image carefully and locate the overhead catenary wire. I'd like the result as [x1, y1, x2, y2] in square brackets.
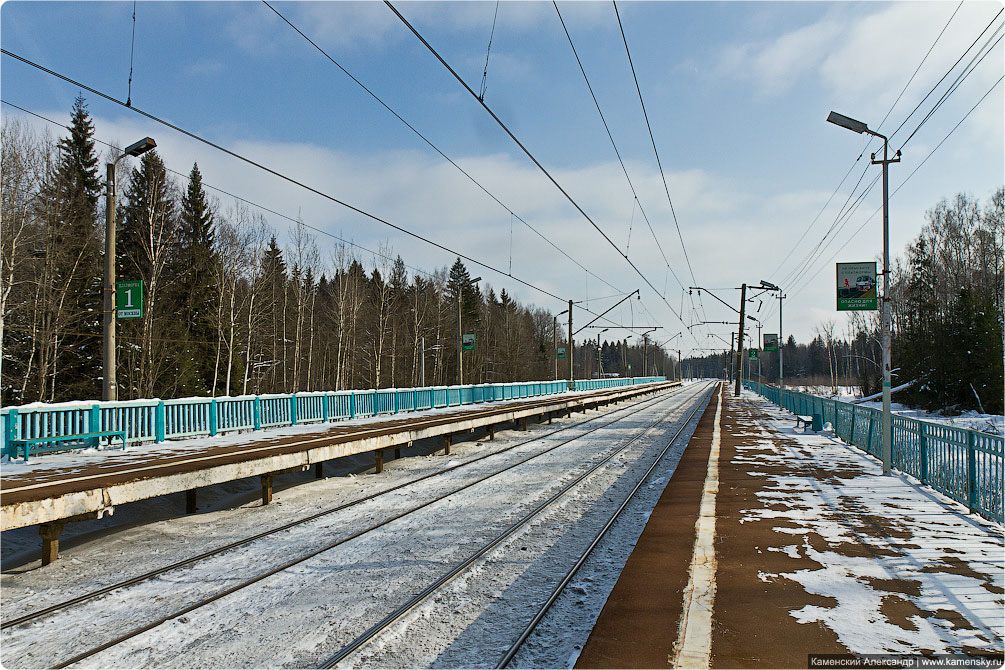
[0, 96, 652, 338]
[783, 72, 1004, 305]
[766, 10, 1004, 313]
[382, 0, 697, 348]
[0, 48, 585, 311]
[551, 0, 707, 341]
[768, 2, 985, 283]
[260, 1, 625, 298]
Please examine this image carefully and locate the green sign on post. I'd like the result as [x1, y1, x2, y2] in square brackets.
[763, 333, 778, 352]
[116, 280, 143, 319]
[557, 347, 566, 359]
[836, 261, 878, 311]
[462, 333, 475, 351]
[748, 349, 759, 361]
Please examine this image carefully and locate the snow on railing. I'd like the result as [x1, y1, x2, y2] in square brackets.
[743, 381, 1003, 524]
[1, 377, 667, 459]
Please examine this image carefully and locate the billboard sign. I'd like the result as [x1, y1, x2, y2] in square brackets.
[836, 261, 878, 311]
[462, 333, 475, 351]
[557, 347, 566, 359]
[763, 333, 778, 352]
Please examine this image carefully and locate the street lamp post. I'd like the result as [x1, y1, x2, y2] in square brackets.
[103, 137, 156, 402]
[827, 111, 900, 474]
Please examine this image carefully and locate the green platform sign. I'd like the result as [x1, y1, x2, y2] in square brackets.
[462, 333, 475, 351]
[116, 280, 143, 319]
[836, 261, 878, 311]
[557, 347, 566, 359]
[748, 349, 759, 361]
[763, 333, 778, 352]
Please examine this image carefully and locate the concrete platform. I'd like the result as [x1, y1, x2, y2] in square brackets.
[0, 382, 675, 539]
[577, 384, 1004, 668]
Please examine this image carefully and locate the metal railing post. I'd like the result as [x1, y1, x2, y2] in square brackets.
[290, 394, 298, 426]
[919, 422, 928, 485]
[156, 401, 166, 442]
[209, 399, 218, 437]
[967, 429, 978, 514]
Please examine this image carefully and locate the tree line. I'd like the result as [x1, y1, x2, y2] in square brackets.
[689, 188, 1003, 415]
[1, 99, 673, 405]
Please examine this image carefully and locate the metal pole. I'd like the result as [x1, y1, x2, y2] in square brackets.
[779, 291, 784, 405]
[103, 163, 117, 402]
[553, 316, 558, 381]
[421, 335, 426, 387]
[567, 300, 574, 390]
[875, 136, 894, 474]
[734, 283, 746, 396]
[643, 335, 647, 377]
[457, 289, 462, 386]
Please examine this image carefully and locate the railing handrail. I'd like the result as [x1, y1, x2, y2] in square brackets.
[743, 379, 1003, 524]
[2, 377, 667, 458]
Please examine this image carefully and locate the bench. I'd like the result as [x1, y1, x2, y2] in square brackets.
[795, 415, 814, 431]
[10, 431, 127, 462]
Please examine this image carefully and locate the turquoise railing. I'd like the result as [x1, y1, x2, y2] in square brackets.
[1, 377, 666, 459]
[743, 380, 1003, 523]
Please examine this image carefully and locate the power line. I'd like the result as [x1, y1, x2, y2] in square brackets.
[767, 10, 1004, 307]
[787, 72, 1005, 303]
[1, 98, 437, 282]
[768, 0, 970, 283]
[382, 0, 697, 347]
[611, 1, 697, 288]
[0, 48, 584, 310]
[259, 1, 624, 298]
[0, 97, 658, 338]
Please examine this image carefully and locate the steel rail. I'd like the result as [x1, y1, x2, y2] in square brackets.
[496, 383, 716, 667]
[316, 382, 713, 668]
[3, 385, 675, 630]
[40, 386, 686, 669]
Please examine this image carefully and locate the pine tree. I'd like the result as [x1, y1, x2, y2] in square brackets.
[176, 163, 218, 394]
[36, 95, 103, 400]
[117, 150, 181, 397]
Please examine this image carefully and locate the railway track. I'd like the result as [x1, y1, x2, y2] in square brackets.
[317, 382, 714, 669]
[1, 383, 701, 669]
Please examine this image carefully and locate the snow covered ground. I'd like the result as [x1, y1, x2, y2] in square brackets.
[1, 383, 713, 669]
[737, 389, 1004, 655]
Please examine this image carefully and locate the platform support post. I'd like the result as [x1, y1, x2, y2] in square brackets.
[395, 447, 401, 459]
[444, 434, 452, 455]
[315, 462, 324, 479]
[261, 474, 273, 505]
[488, 425, 495, 440]
[186, 488, 197, 514]
[375, 449, 384, 473]
[39, 521, 65, 566]
[548, 412, 552, 424]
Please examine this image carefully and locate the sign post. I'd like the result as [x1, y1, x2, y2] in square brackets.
[836, 262, 878, 311]
[116, 280, 143, 319]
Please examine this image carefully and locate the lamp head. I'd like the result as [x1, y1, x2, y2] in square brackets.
[827, 111, 868, 134]
[123, 137, 156, 157]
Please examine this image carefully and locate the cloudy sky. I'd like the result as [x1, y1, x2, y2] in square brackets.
[2, 0, 1002, 357]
